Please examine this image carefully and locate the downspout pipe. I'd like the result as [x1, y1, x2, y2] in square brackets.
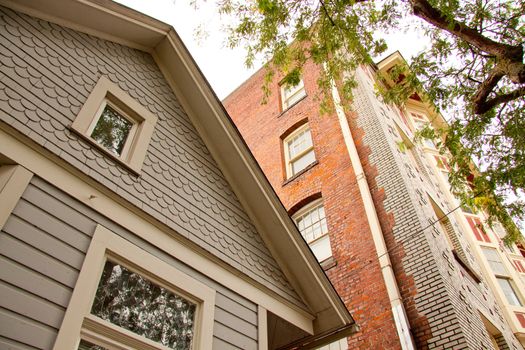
[328, 68, 415, 350]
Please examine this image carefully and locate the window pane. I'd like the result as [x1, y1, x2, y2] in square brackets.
[291, 149, 315, 175]
[294, 203, 328, 243]
[90, 105, 133, 156]
[91, 261, 196, 350]
[497, 278, 522, 306]
[282, 80, 305, 108]
[288, 129, 312, 159]
[78, 340, 108, 350]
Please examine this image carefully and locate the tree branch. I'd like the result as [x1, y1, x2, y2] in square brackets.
[409, 0, 522, 59]
[476, 87, 525, 114]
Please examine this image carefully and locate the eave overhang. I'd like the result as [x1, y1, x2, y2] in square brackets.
[1, 0, 355, 341]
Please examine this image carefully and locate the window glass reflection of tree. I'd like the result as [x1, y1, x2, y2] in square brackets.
[90, 105, 133, 156]
[91, 260, 196, 350]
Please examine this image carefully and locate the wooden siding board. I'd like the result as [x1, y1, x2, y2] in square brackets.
[215, 293, 258, 325]
[0, 281, 64, 329]
[0, 335, 39, 350]
[214, 307, 258, 340]
[19, 184, 96, 238]
[3, 215, 84, 269]
[0, 233, 78, 287]
[213, 322, 258, 350]
[0, 308, 56, 350]
[212, 337, 243, 350]
[0, 255, 72, 307]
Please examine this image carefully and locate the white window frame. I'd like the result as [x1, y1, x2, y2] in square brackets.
[481, 246, 508, 276]
[496, 277, 523, 307]
[292, 199, 332, 262]
[281, 79, 306, 110]
[283, 123, 316, 178]
[71, 76, 157, 175]
[53, 225, 215, 350]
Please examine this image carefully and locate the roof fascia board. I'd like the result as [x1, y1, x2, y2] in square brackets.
[0, 0, 168, 52]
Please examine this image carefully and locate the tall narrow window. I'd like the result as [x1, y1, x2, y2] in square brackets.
[481, 246, 508, 275]
[496, 278, 523, 306]
[281, 79, 306, 110]
[284, 124, 316, 178]
[292, 199, 332, 262]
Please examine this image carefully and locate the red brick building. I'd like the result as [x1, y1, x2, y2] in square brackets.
[224, 53, 524, 349]
[224, 59, 408, 350]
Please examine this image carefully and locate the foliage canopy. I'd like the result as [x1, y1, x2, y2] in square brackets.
[217, 0, 525, 243]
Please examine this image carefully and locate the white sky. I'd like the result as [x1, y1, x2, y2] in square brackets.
[115, 0, 429, 100]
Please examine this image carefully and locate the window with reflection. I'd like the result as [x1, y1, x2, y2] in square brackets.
[281, 78, 306, 110]
[89, 104, 135, 157]
[90, 260, 196, 350]
[284, 124, 316, 178]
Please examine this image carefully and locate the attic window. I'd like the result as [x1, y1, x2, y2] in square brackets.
[89, 103, 135, 157]
[71, 76, 157, 175]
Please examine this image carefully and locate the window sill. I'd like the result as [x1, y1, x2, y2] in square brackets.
[282, 160, 319, 186]
[69, 126, 141, 177]
[279, 94, 308, 117]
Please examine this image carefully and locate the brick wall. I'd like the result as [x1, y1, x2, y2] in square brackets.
[224, 61, 402, 349]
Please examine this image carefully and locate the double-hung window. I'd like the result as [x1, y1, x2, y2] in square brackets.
[481, 246, 508, 276]
[496, 278, 523, 306]
[284, 124, 316, 178]
[281, 79, 306, 110]
[292, 199, 332, 262]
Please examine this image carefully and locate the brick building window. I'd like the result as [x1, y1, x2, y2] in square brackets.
[292, 199, 332, 262]
[496, 277, 523, 306]
[284, 124, 316, 178]
[281, 78, 306, 110]
[481, 246, 507, 275]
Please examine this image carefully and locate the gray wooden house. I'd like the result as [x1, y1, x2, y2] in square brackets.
[0, 0, 355, 349]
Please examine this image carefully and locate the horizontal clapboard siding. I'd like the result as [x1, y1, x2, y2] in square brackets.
[0, 176, 259, 349]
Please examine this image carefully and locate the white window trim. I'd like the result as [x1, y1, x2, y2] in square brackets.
[280, 79, 306, 110]
[292, 198, 332, 262]
[71, 76, 157, 175]
[0, 163, 32, 230]
[53, 225, 215, 350]
[283, 123, 316, 178]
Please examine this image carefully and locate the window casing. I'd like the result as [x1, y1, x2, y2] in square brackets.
[53, 225, 215, 350]
[284, 124, 316, 178]
[281, 79, 306, 110]
[292, 199, 332, 262]
[71, 76, 157, 174]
